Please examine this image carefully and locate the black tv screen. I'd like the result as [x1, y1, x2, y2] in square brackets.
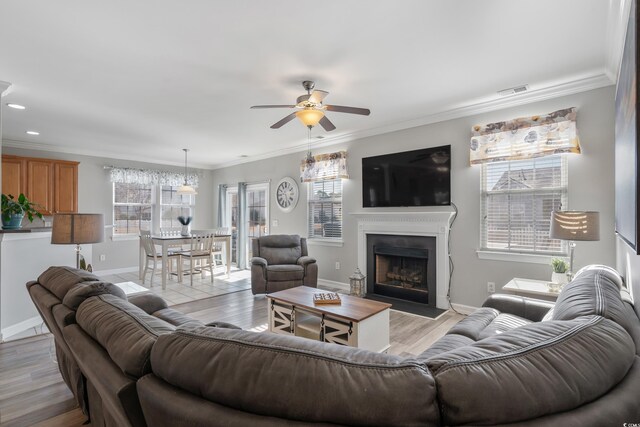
[362, 145, 451, 207]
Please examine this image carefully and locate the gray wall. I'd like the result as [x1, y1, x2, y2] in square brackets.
[1, 146, 214, 271]
[212, 86, 616, 307]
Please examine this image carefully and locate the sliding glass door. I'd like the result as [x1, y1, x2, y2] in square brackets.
[247, 183, 269, 259]
[225, 182, 269, 267]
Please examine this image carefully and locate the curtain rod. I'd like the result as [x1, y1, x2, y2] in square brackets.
[220, 179, 271, 188]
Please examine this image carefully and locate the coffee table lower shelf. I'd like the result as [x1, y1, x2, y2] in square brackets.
[267, 300, 390, 353]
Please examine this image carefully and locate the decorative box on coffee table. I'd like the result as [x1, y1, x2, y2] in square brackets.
[267, 286, 391, 353]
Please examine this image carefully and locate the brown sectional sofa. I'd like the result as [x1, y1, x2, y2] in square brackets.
[27, 265, 640, 426]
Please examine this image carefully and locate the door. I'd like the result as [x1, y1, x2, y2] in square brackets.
[226, 188, 238, 265]
[246, 183, 269, 259]
[27, 160, 54, 215]
[54, 162, 78, 213]
[2, 156, 25, 198]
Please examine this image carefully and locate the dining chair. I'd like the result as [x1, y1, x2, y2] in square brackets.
[212, 227, 229, 272]
[177, 231, 215, 286]
[140, 230, 181, 286]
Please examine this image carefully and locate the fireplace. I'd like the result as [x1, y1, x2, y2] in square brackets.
[367, 234, 437, 307]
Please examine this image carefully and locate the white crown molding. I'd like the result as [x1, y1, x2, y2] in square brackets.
[211, 71, 614, 170]
[2, 70, 615, 171]
[1, 139, 212, 170]
[605, 0, 632, 82]
[0, 81, 11, 97]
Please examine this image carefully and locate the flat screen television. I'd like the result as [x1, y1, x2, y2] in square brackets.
[362, 145, 451, 207]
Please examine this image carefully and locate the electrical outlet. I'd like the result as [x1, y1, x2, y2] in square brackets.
[487, 281, 495, 293]
[99, 254, 106, 261]
[44, 220, 52, 227]
[272, 219, 279, 227]
[335, 261, 341, 270]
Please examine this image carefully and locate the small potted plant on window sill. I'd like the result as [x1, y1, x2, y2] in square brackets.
[550, 258, 569, 286]
[1, 193, 43, 230]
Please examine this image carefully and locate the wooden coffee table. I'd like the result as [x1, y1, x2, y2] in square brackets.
[267, 286, 391, 353]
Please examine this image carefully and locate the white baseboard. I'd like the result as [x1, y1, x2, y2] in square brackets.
[450, 303, 478, 315]
[92, 266, 138, 276]
[317, 279, 350, 292]
[1, 315, 44, 341]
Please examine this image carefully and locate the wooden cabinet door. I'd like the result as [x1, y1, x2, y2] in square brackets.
[2, 157, 26, 197]
[27, 160, 54, 215]
[54, 162, 78, 213]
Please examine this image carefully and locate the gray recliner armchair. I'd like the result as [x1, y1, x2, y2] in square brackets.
[250, 234, 318, 294]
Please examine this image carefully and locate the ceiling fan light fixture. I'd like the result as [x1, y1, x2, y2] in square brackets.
[295, 109, 324, 127]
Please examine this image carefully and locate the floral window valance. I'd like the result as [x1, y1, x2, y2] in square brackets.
[470, 107, 581, 165]
[300, 151, 349, 182]
[108, 167, 199, 187]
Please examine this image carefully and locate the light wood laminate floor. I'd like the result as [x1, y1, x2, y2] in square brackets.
[0, 287, 463, 426]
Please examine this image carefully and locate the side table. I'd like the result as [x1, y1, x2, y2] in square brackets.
[501, 278, 561, 302]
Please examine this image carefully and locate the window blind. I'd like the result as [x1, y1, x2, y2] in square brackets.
[480, 155, 567, 255]
[308, 178, 343, 239]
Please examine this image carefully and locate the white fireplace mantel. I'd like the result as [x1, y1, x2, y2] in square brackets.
[351, 211, 455, 310]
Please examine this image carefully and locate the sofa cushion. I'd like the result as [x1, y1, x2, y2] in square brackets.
[258, 235, 302, 265]
[266, 264, 304, 281]
[62, 281, 126, 310]
[150, 326, 440, 426]
[152, 308, 203, 327]
[553, 265, 640, 353]
[76, 294, 175, 378]
[38, 266, 100, 301]
[446, 307, 499, 341]
[478, 313, 531, 340]
[426, 316, 635, 426]
[418, 334, 475, 361]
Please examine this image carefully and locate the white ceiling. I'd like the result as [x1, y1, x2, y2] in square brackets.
[0, 0, 626, 169]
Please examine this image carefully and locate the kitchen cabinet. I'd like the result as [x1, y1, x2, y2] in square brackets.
[1, 156, 25, 198]
[2, 155, 79, 215]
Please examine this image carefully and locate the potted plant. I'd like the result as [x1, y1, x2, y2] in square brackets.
[1, 193, 43, 230]
[550, 258, 569, 285]
[178, 215, 192, 236]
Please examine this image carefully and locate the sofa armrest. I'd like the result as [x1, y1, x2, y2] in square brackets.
[128, 292, 168, 314]
[205, 321, 242, 330]
[251, 257, 268, 267]
[297, 256, 316, 266]
[482, 294, 554, 322]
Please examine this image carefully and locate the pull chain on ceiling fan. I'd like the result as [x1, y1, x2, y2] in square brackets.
[250, 81, 370, 132]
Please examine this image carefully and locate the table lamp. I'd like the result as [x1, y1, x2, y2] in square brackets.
[51, 213, 104, 268]
[549, 211, 600, 280]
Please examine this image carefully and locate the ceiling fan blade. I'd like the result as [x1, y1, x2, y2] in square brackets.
[325, 105, 371, 116]
[270, 112, 297, 129]
[319, 116, 336, 132]
[309, 90, 329, 104]
[250, 105, 296, 109]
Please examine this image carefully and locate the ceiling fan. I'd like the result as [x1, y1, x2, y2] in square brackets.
[250, 81, 370, 131]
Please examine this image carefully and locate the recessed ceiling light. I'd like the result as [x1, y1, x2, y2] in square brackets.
[239, 155, 249, 158]
[26, 131, 40, 136]
[7, 103, 26, 110]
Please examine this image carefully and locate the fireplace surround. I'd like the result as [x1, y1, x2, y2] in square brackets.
[354, 211, 454, 310]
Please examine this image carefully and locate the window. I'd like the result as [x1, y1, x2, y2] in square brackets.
[113, 183, 152, 235]
[160, 186, 195, 230]
[308, 178, 343, 240]
[481, 155, 567, 255]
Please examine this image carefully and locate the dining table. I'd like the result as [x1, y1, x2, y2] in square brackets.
[139, 233, 232, 290]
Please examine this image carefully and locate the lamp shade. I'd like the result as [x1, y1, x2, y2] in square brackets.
[296, 108, 325, 127]
[549, 211, 600, 241]
[51, 213, 104, 245]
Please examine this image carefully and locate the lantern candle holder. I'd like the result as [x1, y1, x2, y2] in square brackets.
[349, 267, 366, 297]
